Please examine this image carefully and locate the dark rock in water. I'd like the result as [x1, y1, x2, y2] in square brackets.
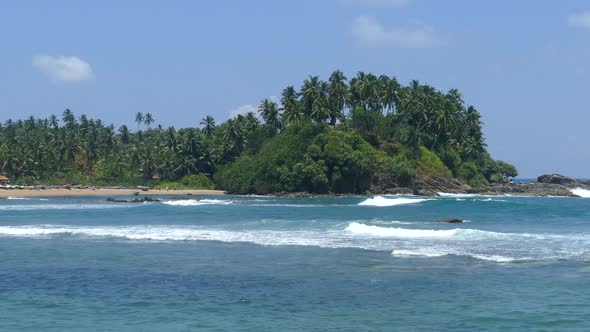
[106, 197, 128, 203]
[537, 174, 577, 186]
[106, 197, 160, 203]
[439, 218, 463, 223]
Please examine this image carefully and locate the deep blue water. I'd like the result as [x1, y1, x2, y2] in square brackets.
[1, 192, 590, 331]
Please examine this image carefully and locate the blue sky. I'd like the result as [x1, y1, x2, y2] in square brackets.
[1, 0, 589, 177]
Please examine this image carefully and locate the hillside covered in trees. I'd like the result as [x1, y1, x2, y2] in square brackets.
[0, 71, 517, 194]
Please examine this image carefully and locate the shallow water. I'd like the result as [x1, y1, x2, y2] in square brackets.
[1, 194, 590, 331]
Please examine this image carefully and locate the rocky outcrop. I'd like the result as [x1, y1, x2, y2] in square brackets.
[383, 187, 414, 195]
[537, 174, 577, 186]
[471, 182, 577, 197]
[414, 174, 587, 197]
[537, 174, 590, 189]
[106, 197, 160, 203]
[413, 175, 470, 196]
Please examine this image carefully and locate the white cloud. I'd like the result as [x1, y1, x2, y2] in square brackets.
[229, 104, 257, 118]
[568, 12, 590, 28]
[344, 0, 409, 6]
[32, 55, 94, 82]
[351, 16, 444, 48]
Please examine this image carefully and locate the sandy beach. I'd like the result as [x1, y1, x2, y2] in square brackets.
[0, 188, 225, 198]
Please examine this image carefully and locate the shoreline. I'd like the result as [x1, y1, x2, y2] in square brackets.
[0, 188, 225, 198]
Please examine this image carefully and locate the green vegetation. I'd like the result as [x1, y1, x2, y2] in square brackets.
[0, 70, 516, 193]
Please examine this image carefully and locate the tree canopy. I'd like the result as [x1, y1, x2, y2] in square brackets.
[0, 70, 516, 192]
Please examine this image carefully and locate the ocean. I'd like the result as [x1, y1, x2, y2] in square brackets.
[1, 191, 590, 331]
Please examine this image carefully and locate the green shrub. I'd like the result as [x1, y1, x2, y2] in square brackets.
[216, 124, 395, 194]
[438, 146, 461, 175]
[457, 161, 489, 187]
[415, 146, 452, 178]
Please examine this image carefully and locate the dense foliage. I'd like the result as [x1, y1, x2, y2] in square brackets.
[0, 71, 517, 192]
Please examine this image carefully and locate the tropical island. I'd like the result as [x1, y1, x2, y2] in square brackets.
[0, 70, 547, 197]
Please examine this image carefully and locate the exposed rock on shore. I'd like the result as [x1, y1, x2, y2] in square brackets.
[537, 174, 590, 188]
[413, 175, 470, 196]
[471, 182, 577, 197]
[106, 197, 160, 203]
[376, 173, 588, 197]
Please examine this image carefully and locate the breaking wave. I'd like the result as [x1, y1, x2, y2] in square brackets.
[1, 221, 588, 263]
[358, 196, 429, 207]
[345, 222, 551, 240]
[346, 222, 457, 238]
[437, 193, 478, 198]
[391, 249, 529, 263]
[5, 197, 49, 201]
[161, 199, 233, 206]
[571, 188, 590, 198]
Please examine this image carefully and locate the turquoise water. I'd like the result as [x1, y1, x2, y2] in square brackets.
[1, 193, 590, 331]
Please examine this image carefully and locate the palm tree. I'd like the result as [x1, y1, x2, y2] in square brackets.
[118, 125, 130, 144]
[200, 115, 216, 137]
[300, 76, 326, 119]
[137, 141, 159, 185]
[81, 129, 100, 174]
[258, 99, 282, 135]
[242, 112, 260, 133]
[49, 114, 59, 130]
[144, 113, 154, 129]
[377, 75, 400, 114]
[173, 154, 198, 178]
[62, 109, 76, 130]
[223, 119, 246, 158]
[165, 127, 179, 153]
[328, 70, 348, 127]
[280, 86, 302, 125]
[135, 112, 144, 131]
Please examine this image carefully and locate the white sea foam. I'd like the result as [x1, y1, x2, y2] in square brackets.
[345, 222, 547, 241]
[468, 254, 526, 263]
[161, 199, 233, 206]
[571, 188, 590, 198]
[346, 222, 457, 238]
[391, 249, 526, 262]
[5, 197, 49, 201]
[0, 225, 340, 248]
[392, 249, 448, 257]
[358, 196, 429, 207]
[0, 223, 587, 263]
[474, 198, 507, 202]
[437, 192, 478, 198]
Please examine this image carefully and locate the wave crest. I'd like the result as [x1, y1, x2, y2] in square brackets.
[161, 199, 232, 206]
[345, 222, 456, 238]
[358, 196, 429, 207]
[571, 188, 590, 198]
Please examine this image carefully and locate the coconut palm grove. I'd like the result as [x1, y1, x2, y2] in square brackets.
[0, 71, 517, 194]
